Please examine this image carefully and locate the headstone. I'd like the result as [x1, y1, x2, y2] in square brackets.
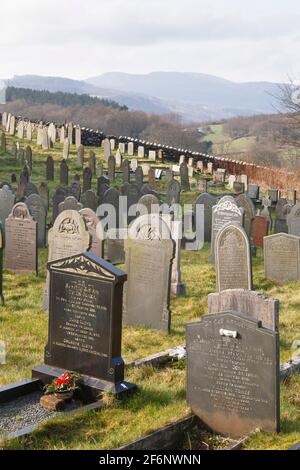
[60, 126, 66, 144]
[233, 181, 245, 194]
[180, 162, 190, 191]
[287, 202, 300, 236]
[252, 216, 269, 248]
[287, 189, 297, 205]
[268, 189, 279, 204]
[247, 184, 260, 200]
[122, 159, 130, 184]
[110, 138, 115, 150]
[75, 126, 81, 148]
[0, 185, 15, 235]
[23, 182, 39, 199]
[58, 196, 83, 214]
[48, 123, 56, 145]
[83, 167, 92, 193]
[124, 215, 174, 332]
[240, 174, 248, 191]
[81, 189, 99, 212]
[88, 150, 96, 174]
[33, 252, 135, 397]
[103, 138, 111, 161]
[186, 312, 280, 437]
[106, 229, 126, 264]
[236, 194, 255, 239]
[99, 187, 120, 228]
[115, 149, 122, 168]
[25, 146, 32, 170]
[108, 155, 116, 181]
[135, 166, 143, 189]
[63, 138, 70, 159]
[41, 127, 50, 150]
[128, 142, 134, 156]
[264, 233, 300, 283]
[211, 196, 244, 263]
[26, 122, 32, 141]
[77, 145, 84, 167]
[149, 150, 156, 162]
[260, 205, 273, 231]
[52, 187, 67, 223]
[165, 179, 181, 205]
[138, 194, 160, 215]
[9, 116, 16, 136]
[60, 160, 69, 186]
[195, 193, 215, 242]
[275, 198, 289, 234]
[138, 146, 145, 158]
[39, 182, 49, 210]
[148, 167, 156, 190]
[130, 159, 138, 172]
[26, 193, 47, 248]
[119, 142, 126, 154]
[1, 132, 6, 152]
[11, 142, 17, 159]
[17, 121, 24, 139]
[5, 203, 37, 274]
[79, 208, 103, 258]
[208, 289, 279, 331]
[46, 156, 54, 181]
[70, 180, 81, 201]
[97, 176, 110, 202]
[215, 223, 252, 291]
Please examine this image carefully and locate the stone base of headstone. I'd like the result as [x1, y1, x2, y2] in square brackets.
[171, 282, 186, 297]
[32, 364, 136, 401]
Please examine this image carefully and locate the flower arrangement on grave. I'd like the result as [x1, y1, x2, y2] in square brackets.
[44, 372, 83, 397]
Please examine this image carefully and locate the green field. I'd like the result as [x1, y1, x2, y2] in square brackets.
[0, 131, 300, 450]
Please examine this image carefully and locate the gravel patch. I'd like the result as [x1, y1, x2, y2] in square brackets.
[0, 391, 79, 437]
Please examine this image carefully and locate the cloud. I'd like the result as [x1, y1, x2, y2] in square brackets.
[0, 0, 299, 82]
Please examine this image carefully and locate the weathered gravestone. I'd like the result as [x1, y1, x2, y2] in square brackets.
[5, 203, 37, 274]
[180, 162, 190, 191]
[236, 193, 255, 239]
[46, 156, 54, 181]
[165, 179, 181, 205]
[42, 127, 50, 150]
[44, 210, 91, 310]
[252, 216, 269, 248]
[1, 132, 6, 153]
[275, 198, 290, 234]
[186, 312, 280, 437]
[17, 121, 25, 140]
[0, 185, 15, 236]
[26, 193, 47, 248]
[39, 182, 49, 210]
[108, 155, 116, 181]
[148, 167, 156, 190]
[63, 138, 70, 159]
[115, 149, 122, 168]
[70, 180, 81, 201]
[88, 150, 96, 174]
[25, 146, 32, 170]
[138, 194, 160, 215]
[135, 166, 143, 189]
[52, 187, 67, 223]
[81, 189, 99, 212]
[11, 142, 17, 160]
[211, 196, 244, 263]
[122, 159, 130, 184]
[99, 187, 120, 229]
[33, 252, 136, 397]
[18, 148, 25, 166]
[79, 208, 103, 258]
[26, 122, 32, 141]
[77, 145, 84, 167]
[208, 289, 279, 331]
[23, 182, 39, 199]
[59, 196, 83, 214]
[60, 160, 68, 186]
[233, 181, 245, 194]
[103, 138, 111, 161]
[106, 229, 126, 265]
[215, 223, 252, 292]
[247, 184, 260, 200]
[97, 176, 110, 203]
[123, 215, 174, 332]
[195, 193, 215, 242]
[264, 233, 300, 283]
[83, 167, 92, 193]
[287, 189, 297, 205]
[287, 202, 300, 236]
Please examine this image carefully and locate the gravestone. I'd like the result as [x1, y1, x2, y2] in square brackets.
[60, 126, 66, 144]
[75, 126, 81, 148]
[233, 181, 245, 194]
[46, 156, 54, 181]
[25, 146, 32, 170]
[106, 229, 126, 265]
[216, 223, 252, 291]
[148, 167, 156, 190]
[264, 233, 300, 283]
[119, 142, 126, 154]
[52, 187, 67, 223]
[247, 184, 260, 200]
[165, 179, 181, 205]
[18, 148, 25, 166]
[77, 145, 84, 167]
[70, 180, 81, 201]
[287, 189, 297, 205]
[0, 185, 15, 236]
[88, 150, 96, 174]
[252, 216, 269, 248]
[103, 138, 111, 161]
[18, 165, 30, 197]
[83, 167, 92, 193]
[138, 146, 144, 158]
[287, 202, 300, 236]
[124, 215, 174, 332]
[97, 176, 110, 202]
[60, 160, 68, 186]
[115, 149, 122, 168]
[180, 162, 190, 191]
[39, 182, 49, 210]
[81, 189, 99, 212]
[228, 175, 236, 189]
[186, 312, 280, 438]
[122, 159, 130, 184]
[195, 193, 215, 242]
[268, 189, 279, 204]
[5, 203, 37, 274]
[126, 184, 142, 224]
[108, 155, 116, 181]
[135, 166, 143, 189]
[208, 289, 279, 331]
[275, 198, 289, 234]
[79, 208, 103, 258]
[99, 187, 120, 228]
[11, 142, 17, 159]
[63, 138, 70, 159]
[59, 196, 83, 213]
[138, 194, 160, 215]
[236, 194, 255, 239]
[33, 252, 135, 397]
[149, 150, 156, 162]
[23, 182, 39, 199]
[211, 196, 244, 263]
[26, 193, 47, 248]
[26, 122, 32, 141]
[42, 127, 50, 150]
[128, 142, 134, 156]
[48, 123, 56, 145]
[260, 205, 273, 231]
[130, 159, 138, 172]
[1, 133, 6, 152]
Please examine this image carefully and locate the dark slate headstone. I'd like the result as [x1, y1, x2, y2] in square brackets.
[33, 252, 135, 397]
[5, 202, 38, 274]
[18, 166, 30, 198]
[215, 223, 252, 292]
[148, 167, 156, 190]
[59, 196, 83, 213]
[70, 180, 81, 201]
[211, 196, 244, 263]
[233, 181, 244, 194]
[236, 194, 255, 239]
[0, 185, 15, 235]
[79, 208, 103, 258]
[60, 160, 68, 186]
[135, 166, 144, 189]
[108, 155, 116, 181]
[252, 216, 269, 248]
[88, 150, 96, 174]
[264, 233, 300, 283]
[208, 289, 279, 332]
[180, 162, 190, 191]
[23, 182, 39, 199]
[274, 198, 290, 234]
[287, 202, 300, 236]
[52, 187, 67, 223]
[100, 187, 120, 228]
[195, 193, 216, 242]
[165, 179, 181, 205]
[97, 176, 110, 203]
[25, 146, 32, 170]
[247, 184, 260, 200]
[81, 189, 99, 212]
[122, 159, 130, 184]
[83, 167, 92, 193]
[26, 193, 47, 248]
[186, 312, 280, 438]
[46, 156, 54, 181]
[124, 215, 174, 332]
[39, 182, 49, 210]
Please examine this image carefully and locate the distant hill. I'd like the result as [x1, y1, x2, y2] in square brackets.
[2, 72, 281, 121]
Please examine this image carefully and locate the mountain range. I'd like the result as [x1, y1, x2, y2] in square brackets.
[3, 72, 280, 122]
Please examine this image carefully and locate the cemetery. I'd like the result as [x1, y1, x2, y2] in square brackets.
[0, 114, 300, 452]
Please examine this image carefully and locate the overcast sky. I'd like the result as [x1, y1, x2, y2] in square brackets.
[0, 0, 299, 83]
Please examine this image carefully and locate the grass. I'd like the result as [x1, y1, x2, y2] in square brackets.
[1, 130, 300, 449]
